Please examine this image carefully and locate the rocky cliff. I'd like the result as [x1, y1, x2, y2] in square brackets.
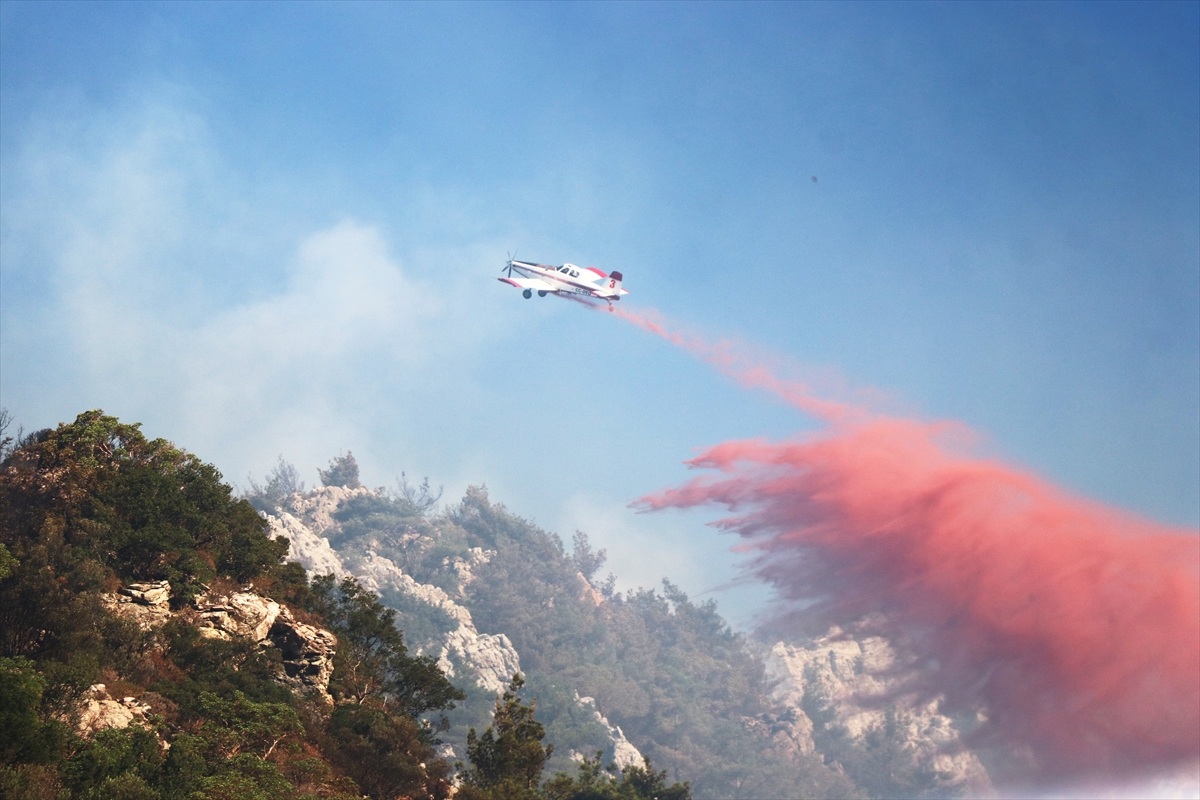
[764, 632, 992, 797]
[265, 486, 521, 694]
[100, 579, 338, 710]
[257, 482, 993, 798]
[263, 485, 645, 774]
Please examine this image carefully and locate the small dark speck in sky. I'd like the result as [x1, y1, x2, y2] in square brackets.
[811, 176, 818, 183]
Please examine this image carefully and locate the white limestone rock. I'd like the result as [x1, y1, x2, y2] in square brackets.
[193, 591, 282, 642]
[574, 694, 643, 770]
[439, 627, 521, 695]
[279, 485, 372, 536]
[357, 549, 472, 625]
[121, 581, 171, 606]
[269, 607, 338, 704]
[766, 632, 990, 794]
[576, 573, 604, 608]
[267, 510, 349, 580]
[101, 580, 173, 630]
[354, 548, 520, 694]
[76, 684, 152, 736]
[444, 547, 494, 596]
[266, 489, 524, 697]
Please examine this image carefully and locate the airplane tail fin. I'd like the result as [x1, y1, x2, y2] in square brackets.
[608, 271, 624, 294]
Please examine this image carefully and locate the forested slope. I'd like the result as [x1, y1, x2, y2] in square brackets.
[0, 411, 687, 800]
[1, 410, 984, 799]
[0, 411, 468, 799]
[259, 450, 988, 799]
[256, 458, 861, 799]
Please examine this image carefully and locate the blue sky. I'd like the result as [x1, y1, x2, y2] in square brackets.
[2, 1, 1197, 628]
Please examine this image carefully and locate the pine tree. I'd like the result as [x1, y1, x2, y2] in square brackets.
[459, 674, 552, 800]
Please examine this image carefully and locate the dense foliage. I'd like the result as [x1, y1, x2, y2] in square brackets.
[0, 411, 462, 800]
[460, 675, 691, 800]
[449, 488, 860, 799]
[1, 410, 934, 798]
[294, 482, 861, 798]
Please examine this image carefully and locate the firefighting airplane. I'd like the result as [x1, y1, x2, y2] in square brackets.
[498, 258, 629, 308]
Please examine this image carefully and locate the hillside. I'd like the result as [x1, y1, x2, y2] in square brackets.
[0, 411, 686, 800]
[0, 412, 473, 800]
[254, 455, 991, 798]
[1, 411, 990, 799]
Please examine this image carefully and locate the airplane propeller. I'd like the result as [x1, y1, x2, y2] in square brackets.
[504, 250, 518, 278]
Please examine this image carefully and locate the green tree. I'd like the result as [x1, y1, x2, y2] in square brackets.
[60, 726, 164, 800]
[459, 674, 552, 800]
[0, 657, 71, 767]
[570, 532, 606, 583]
[244, 457, 306, 513]
[307, 575, 464, 719]
[0, 410, 288, 606]
[0, 543, 17, 580]
[0, 411, 473, 800]
[195, 691, 302, 760]
[543, 751, 691, 800]
[325, 702, 452, 800]
[319, 453, 361, 489]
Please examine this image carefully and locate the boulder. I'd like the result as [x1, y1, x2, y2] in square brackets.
[101, 581, 172, 630]
[120, 581, 171, 606]
[76, 684, 152, 736]
[193, 591, 281, 641]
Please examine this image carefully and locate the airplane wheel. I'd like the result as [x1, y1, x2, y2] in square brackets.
[538, 290, 547, 297]
[523, 289, 532, 299]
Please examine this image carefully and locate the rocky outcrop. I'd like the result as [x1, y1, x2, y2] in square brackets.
[268, 509, 349, 580]
[76, 684, 153, 736]
[278, 485, 372, 537]
[765, 632, 991, 794]
[445, 547, 493, 596]
[269, 607, 338, 703]
[576, 573, 604, 607]
[437, 627, 521, 695]
[101, 580, 172, 630]
[574, 694, 643, 770]
[193, 590, 282, 641]
[355, 548, 521, 695]
[191, 587, 338, 703]
[267, 496, 523, 697]
[101, 579, 337, 704]
[750, 705, 817, 757]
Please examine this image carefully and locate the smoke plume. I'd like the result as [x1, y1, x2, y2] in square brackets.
[617, 306, 1200, 784]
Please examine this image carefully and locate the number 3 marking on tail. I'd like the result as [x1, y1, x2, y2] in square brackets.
[609, 279, 616, 289]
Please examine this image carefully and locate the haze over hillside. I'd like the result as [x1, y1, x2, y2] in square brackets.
[247, 450, 993, 799]
[3, 5, 1197, 799]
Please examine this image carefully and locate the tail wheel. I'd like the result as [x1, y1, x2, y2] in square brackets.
[522, 289, 532, 299]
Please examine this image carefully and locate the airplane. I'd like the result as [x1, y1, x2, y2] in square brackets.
[498, 258, 629, 308]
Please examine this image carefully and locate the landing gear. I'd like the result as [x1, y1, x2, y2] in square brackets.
[538, 290, 548, 297]
[523, 289, 532, 299]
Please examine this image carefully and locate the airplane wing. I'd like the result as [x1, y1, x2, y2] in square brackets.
[498, 276, 557, 292]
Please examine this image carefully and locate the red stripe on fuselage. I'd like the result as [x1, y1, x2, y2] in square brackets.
[514, 265, 623, 298]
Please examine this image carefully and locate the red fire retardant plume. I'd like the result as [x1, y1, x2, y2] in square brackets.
[617, 306, 1200, 783]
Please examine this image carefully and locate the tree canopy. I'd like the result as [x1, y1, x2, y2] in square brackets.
[0, 411, 464, 800]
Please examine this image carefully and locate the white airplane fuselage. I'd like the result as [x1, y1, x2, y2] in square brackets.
[499, 260, 629, 303]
